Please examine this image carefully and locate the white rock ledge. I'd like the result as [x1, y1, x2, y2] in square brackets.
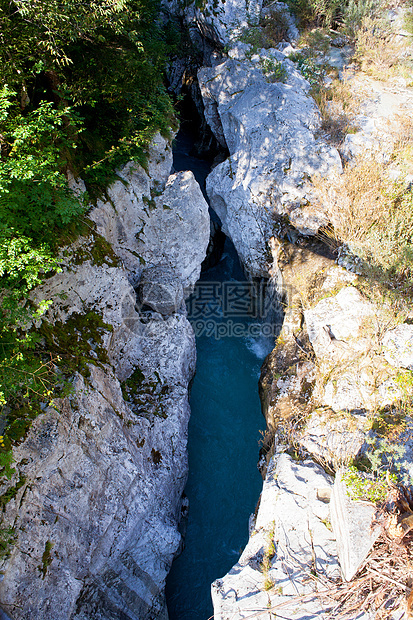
[212, 452, 339, 620]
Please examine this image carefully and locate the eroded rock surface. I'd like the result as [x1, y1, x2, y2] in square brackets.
[0, 136, 208, 620]
[212, 452, 339, 620]
[89, 136, 210, 289]
[199, 47, 341, 275]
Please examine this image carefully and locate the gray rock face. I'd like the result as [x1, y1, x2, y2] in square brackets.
[382, 323, 413, 370]
[0, 136, 209, 619]
[0, 350, 193, 620]
[212, 452, 339, 619]
[304, 287, 376, 362]
[184, 0, 262, 47]
[299, 409, 369, 469]
[89, 136, 210, 289]
[304, 287, 405, 413]
[205, 3, 413, 618]
[330, 471, 381, 582]
[138, 266, 185, 316]
[199, 51, 342, 275]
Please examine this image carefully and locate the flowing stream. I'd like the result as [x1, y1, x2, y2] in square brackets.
[165, 121, 274, 619]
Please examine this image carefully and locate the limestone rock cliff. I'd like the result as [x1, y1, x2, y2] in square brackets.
[0, 135, 210, 619]
[89, 135, 209, 289]
[197, 2, 413, 617]
[199, 44, 341, 276]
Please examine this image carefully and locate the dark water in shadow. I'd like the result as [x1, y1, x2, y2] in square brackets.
[166, 127, 272, 620]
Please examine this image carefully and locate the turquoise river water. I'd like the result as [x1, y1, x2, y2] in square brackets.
[165, 127, 274, 619]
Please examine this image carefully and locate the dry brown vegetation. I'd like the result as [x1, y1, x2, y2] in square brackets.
[239, 484, 413, 620]
[319, 483, 413, 619]
[355, 15, 413, 82]
[314, 76, 361, 145]
[313, 153, 413, 292]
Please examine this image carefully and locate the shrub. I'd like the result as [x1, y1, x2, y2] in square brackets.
[260, 8, 291, 44]
[287, 0, 345, 28]
[354, 15, 407, 81]
[313, 76, 361, 143]
[260, 58, 288, 82]
[291, 53, 326, 86]
[240, 8, 292, 52]
[315, 157, 413, 291]
[342, 0, 382, 39]
[342, 466, 397, 504]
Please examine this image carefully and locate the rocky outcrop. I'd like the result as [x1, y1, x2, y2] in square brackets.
[0, 135, 210, 619]
[200, 4, 413, 608]
[198, 43, 342, 276]
[89, 135, 210, 289]
[213, 235, 413, 617]
[212, 451, 339, 620]
[184, 0, 262, 48]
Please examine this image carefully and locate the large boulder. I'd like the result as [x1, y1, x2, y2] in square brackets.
[89, 136, 210, 290]
[199, 51, 342, 275]
[138, 266, 185, 316]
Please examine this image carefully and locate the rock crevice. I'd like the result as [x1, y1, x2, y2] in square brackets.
[0, 135, 209, 620]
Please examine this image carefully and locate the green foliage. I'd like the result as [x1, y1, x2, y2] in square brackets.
[350, 399, 413, 489]
[342, 0, 382, 39]
[39, 311, 113, 378]
[240, 27, 269, 53]
[39, 540, 53, 578]
[287, 0, 344, 28]
[0, 86, 85, 244]
[0, 526, 16, 559]
[0, 451, 15, 481]
[0, 308, 112, 486]
[121, 368, 170, 419]
[289, 52, 325, 86]
[0, 0, 177, 486]
[0, 474, 26, 508]
[395, 370, 413, 395]
[363, 430, 411, 480]
[364, 185, 413, 278]
[405, 8, 413, 35]
[342, 465, 397, 504]
[260, 58, 288, 83]
[0, 231, 60, 290]
[260, 521, 276, 592]
[0, 315, 60, 454]
[288, 0, 384, 39]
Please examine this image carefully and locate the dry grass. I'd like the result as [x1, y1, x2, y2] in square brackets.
[318, 483, 413, 619]
[239, 6, 292, 51]
[234, 484, 413, 620]
[390, 113, 413, 172]
[314, 155, 413, 288]
[315, 76, 361, 144]
[319, 536, 413, 618]
[315, 158, 390, 245]
[298, 27, 332, 54]
[355, 15, 413, 82]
